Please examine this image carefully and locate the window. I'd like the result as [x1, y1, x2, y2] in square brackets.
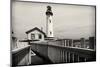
[49, 19, 51, 23]
[31, 34, 35, 40]
[39, 34, 42, 39]
[50, 31, 52, 35]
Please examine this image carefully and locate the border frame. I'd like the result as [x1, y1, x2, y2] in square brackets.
[10, 0, 96, 67]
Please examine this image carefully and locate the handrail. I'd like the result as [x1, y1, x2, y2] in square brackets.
[30, 42, 96, 55]
[30, 42, 96, 63]
[12, 45, 30, 54]
[30, 42, 95, 52]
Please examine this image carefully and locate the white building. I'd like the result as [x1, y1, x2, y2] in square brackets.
[26, 6, 54, 41]
[26, 27, 46, 41]
[46, 6, 54, 38]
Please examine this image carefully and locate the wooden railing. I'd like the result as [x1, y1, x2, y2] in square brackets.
[49, 37, 96, 50]
[30, 41, 96, 64]
[47, 44, 96, 63]
[12, 45, 31, 66]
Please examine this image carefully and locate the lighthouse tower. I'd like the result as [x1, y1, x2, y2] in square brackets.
[46, 6, 54, 38]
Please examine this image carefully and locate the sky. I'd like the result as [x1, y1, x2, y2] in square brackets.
[12, 0, 95, 39]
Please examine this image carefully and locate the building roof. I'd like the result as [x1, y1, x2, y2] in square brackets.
[26, 27, 47, 37]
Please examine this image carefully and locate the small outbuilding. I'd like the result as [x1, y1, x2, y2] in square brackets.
[26, 27, 46, 41]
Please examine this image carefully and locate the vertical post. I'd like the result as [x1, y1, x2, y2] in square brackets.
[61, 50, 62, 62]
[84, 58, 87, 62]
[78, 55, 80, 62]
[29, 47, 31, 64]
[68, 40, 69, 47]
[89, 37, 95, 50]
[62, 50, 64, 62]
[65, 51, 67, 62]
[71, 39, 73, 47]
[60, 50, 62, 62]
[63, 50, 66, 62]
[72, 53, 74, 62]
[65, 40, 66, 47]
[94, 38, 96, 50]
[80, 38, 85, 48]
[68, 52, 70, 62]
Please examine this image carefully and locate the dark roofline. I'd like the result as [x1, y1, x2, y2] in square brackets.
[26, 27, 47, 37]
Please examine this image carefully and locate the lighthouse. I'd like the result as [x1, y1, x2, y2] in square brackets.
[46, 6, 54, 38]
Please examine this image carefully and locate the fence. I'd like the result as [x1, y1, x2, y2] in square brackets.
[30, 39, 96, 63]
[12, 45, 31, 66]
[48, 37, 96, 50]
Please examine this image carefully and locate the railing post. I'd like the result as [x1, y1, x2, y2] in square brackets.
[63, 50, 66, 62]
[80, 38, 85, 48]
[60, 50, 62, 62]
[65, 51, 67, 62]
[89, 37, 95, 50]
[62, 50, 64, 62]
[68, 52, 70, 62]
[72, 53, 74, 62]
[68, 40, 69, 47]
[61, 40, 64, 46]
[71, 39, 73, 47]
[84, 58, 87, 62]
[64, 40, 66, 47]
[29, 47, 31, 64]
[78, 55, 80, 62]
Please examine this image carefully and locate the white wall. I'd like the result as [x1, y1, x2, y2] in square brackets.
[27, 30, 45, 41]
[46, 15, 54, 37]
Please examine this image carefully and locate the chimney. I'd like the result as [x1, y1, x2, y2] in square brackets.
[41, 27, 43, 31]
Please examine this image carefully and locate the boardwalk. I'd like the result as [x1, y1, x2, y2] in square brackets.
[30, 41, 96, 64]
[31, 55, 45, 65]
[12, 37, 96, 66]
